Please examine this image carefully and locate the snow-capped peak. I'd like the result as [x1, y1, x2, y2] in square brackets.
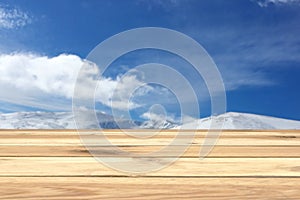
[0, 111, 299, 129]
[175, 112, 300, 129]
[0, 111, 177, 129]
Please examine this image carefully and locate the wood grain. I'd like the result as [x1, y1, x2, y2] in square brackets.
[1, 156, 300, 177]
[0, 131, 299, 145]
[0, 177, 299, 200]
[2, 145, 300, 157]
[0, 130, 300, 199]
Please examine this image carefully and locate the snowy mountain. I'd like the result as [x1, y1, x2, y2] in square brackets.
[0, 111, 176, 129]
[0, 112, 75, 129]
[176, 112, 300, 129]
[140, 119, 177, 129]
[0, 111, 299, 129]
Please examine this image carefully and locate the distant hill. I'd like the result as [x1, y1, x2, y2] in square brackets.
[0, 111, 299, 129]
[0, 111, 177, 129]
[176, 112, 300, 129]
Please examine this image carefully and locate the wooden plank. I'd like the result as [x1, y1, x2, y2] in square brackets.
[2, 145, 300, 157]
[1, 157, 300, 176]
[0, 134, 299, 146]
[0, 177, 299, 200]
[0, 130, 299, 199]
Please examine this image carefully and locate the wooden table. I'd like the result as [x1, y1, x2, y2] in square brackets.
[0, 130, 299, 199]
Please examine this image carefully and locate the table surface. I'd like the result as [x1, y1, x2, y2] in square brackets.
[0, 129, 299, 199]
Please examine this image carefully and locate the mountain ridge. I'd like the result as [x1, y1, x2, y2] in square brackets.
[176, 112, 300, 130]
[0, 111, 299, 129]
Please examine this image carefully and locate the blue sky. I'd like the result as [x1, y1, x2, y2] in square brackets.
[0, 0, 300, 121]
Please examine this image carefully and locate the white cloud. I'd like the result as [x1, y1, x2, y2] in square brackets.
[141, 112, 163, 121]
[141, 104, 178, 123]
[256, 0, 300, 7]
[0, 49, 278, 114]
[0, 5, 31, 29]
[96, 74, 151, 110]
[141, 111, 170, 122]
[0, 53, 81, 98]
[0, 53, 150, 111]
